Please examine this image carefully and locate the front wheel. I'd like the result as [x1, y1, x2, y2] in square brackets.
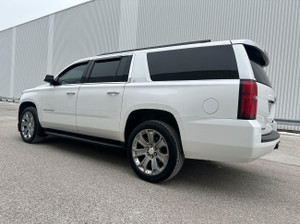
[19, 107, 44, 143]
[127, 120, 184, 183]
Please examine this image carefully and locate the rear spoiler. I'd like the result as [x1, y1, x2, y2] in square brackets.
[231, 40, 269, 67]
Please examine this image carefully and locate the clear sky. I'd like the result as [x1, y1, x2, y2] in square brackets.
[0, 0, 91, 31]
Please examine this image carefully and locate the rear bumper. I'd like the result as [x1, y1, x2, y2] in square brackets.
[261, 130, 280, 143]
[179, 118, 280, 162]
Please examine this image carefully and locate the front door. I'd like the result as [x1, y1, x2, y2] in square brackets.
[40, 62, 89, 132]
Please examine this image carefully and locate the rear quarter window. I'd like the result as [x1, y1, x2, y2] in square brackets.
[147, 45, 239, 81]
[88, 59, 121, 83]
[250, 61, 272, 88]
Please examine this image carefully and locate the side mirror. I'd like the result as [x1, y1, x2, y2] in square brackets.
[44, 75, 58, 85]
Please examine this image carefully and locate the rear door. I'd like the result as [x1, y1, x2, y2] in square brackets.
[76, 56, 132, 140]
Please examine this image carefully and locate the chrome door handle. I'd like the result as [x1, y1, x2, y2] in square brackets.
[107, 91, 120, 96]
[66, 92, 76, 95]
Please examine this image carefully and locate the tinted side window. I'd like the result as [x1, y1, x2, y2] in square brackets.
[115, 56, 132, 82]
[148, 45, 239, 81]
[250, 61, 272, 87]
[88, 59, 120, 83]
[57, 63, 88, 85]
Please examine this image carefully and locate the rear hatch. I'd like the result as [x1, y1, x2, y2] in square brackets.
[245, 45, 276, 135]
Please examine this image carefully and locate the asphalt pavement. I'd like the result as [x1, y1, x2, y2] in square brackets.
[0, 102, 299, 223]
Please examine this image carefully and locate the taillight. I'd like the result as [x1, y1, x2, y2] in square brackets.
[238, 80, 257, 119]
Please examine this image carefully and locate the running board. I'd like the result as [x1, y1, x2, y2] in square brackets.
[44, 129, 124, 149]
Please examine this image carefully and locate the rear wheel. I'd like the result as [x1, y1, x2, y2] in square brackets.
[20, 107, 44, 143]
[127, 120, 184, 183]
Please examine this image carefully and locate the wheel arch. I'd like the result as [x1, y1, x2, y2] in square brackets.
[18, 101, 37, 123]
[124, 109, 182, 143]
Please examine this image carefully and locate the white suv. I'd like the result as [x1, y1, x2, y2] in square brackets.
[18, 39, 280, 182]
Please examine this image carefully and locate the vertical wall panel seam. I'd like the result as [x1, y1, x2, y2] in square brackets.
[47, 15, 55, 75]
[9, 28, 16, 97]
[118, 0, 139, 50]
[0, 29, 12, 96]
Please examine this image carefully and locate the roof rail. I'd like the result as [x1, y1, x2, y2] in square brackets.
[98, 39, 211, 56]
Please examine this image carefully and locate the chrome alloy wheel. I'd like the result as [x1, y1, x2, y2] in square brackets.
[132, 129, 169, 175]
[21, 111, 35, 140]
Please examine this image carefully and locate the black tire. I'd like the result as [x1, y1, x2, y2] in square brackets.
[19, 107, 44, 143]
[127, 120, 184, 183]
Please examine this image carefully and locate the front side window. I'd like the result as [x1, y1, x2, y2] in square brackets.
[57, 62, 88, 85]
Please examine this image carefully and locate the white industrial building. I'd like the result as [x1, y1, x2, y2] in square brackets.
[0, 0, 299, 130]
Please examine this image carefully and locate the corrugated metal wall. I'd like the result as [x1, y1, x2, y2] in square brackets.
[0, 29, 13, 97]
[52, 0, 121, 75]
[0, 0, 299, 130]
[136, 0, 300, 131]
[13, 17, 49, 97]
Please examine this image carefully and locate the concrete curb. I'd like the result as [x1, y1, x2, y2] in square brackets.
[0, 97, 20, 103]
